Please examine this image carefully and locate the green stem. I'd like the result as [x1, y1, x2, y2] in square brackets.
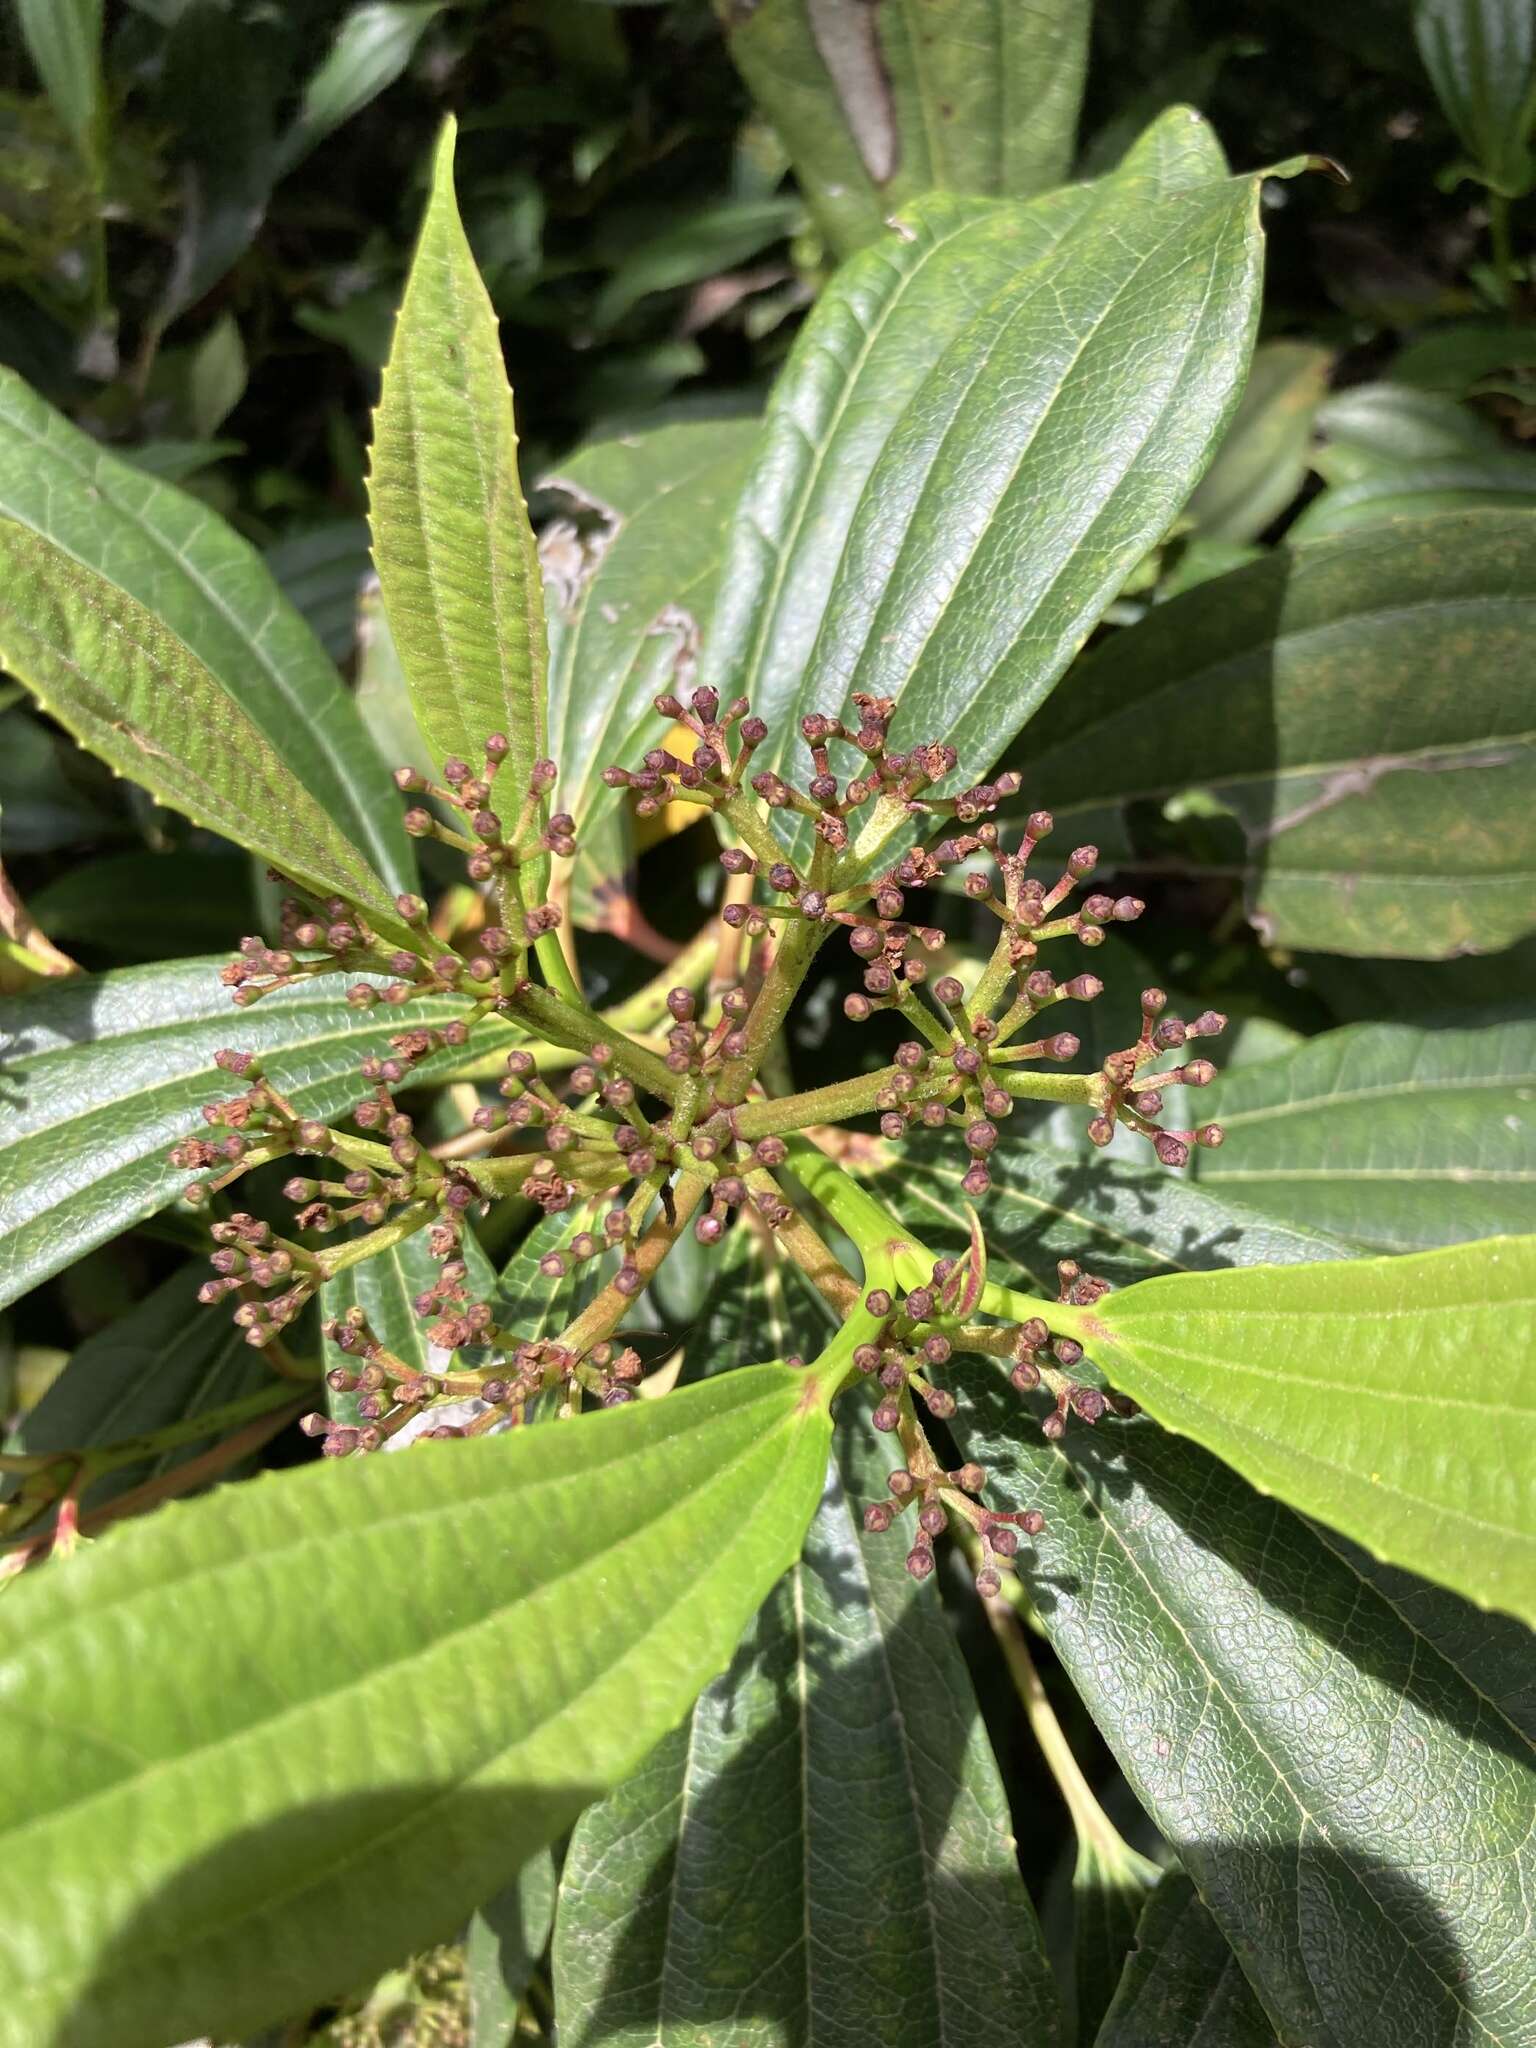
[734, 1064, 955, 1140]
[782, 1135, 923, 1266]
[82, 1378, 316, 1482]
[535, 927, 584, 1008]
[714, 916, 827, 1106]
[976, 1556, 1148, 1866]
[510, 984, 678, 1102]
[979, 1277, 1086, 1331]
[316, 1199, 438, 1280]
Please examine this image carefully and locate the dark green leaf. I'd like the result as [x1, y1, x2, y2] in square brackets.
[953, 1388, 1536, 2048]
[278, 2, 447, 178]
[699, 118, 1274, 868]
[467, 1851, 555, 2048]
[718, 0, 1090, 256]
[541, 420, 760, 931]
[1094, 1875, 1278, 2048]
[591, 198, 804, 329]
[370, 119, 550, 802]
[3, 1263, 272, 1522]
[1191, 1018, 1536, 1250]
[265, 518, 373, 666]
[1392, 320, 1536, 393]
[1086, 1234, 1536, 1626]
[1291, 451, 1536, 538]
[1414, 0, 1536, 195]
[1015, 509, 1536, 957]
[1184, 340, 1332, 543]
[0, 524, 410, 937]
[0, 1363, 834, 2048]
[0, 369, 412, 896]
[553, 1403, 1062, 2047]
[0, 959, 502, 1312]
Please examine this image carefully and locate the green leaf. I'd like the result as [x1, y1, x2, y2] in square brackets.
[1086, 1235, 1536, 1625]
[553, 1403, 1062, 2047]
[186, 312, 247, 439]
[882, 1139, 1536, 2042]
[1291, 450, 1536, 539]
[278, 2, 447, 178]
[1014, 508, 1536, 957]
[3, 1262, 272, 1523]
[0, 959, 498, 1312]
[16, 0, 104, 170]
[953, 1387, 1536, 2048]
[266, 517, 374, 666]
[1190, 1018, 1536, 1251]
[0, 523, 410, 937]
[1184, 340, 1333, 543]
[881, 1127, 1349, 1293]
[591, 198, 804, 329]
[1071, 1832, 1162, 2048]
[541, 419, 761, 931]
[1311, 381, 1503, 486]
[718, 0, 1090, 256]
[1392, 320, 1536, 393]
[321, 1222, 498, 1427]
[0, 368, 412, 896]
[1414, 0, 1536, 195]
[370, 118, 550, 802]
[699, 119, 1273, 867]
[467, 1851, 556, 2048]
[1094, 1875, 1279, 2048]
[0, 1362, 833, 2048]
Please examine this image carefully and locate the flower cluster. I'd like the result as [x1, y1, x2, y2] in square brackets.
[165, 690, 1233, 1598]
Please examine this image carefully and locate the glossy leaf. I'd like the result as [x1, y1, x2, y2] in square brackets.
[881, 1126, 1348, 1293]
[0, 369, 412, 895]
[1014, 509, 1536, 957]
[370, 119, 550, 800]
[16, 0, 103, 168]
[1087, 1235, 1536, 1625]
[1095, 1876, 1278, 2048]
[0, 959, 502, 1311]
[718, 0, 1090, 256]
[1291, 450, 1536, 538]
[699, 117, 1272, 866]
[0, 525, 410, 939]
[0, 1362, 834, 2048]
[3, 1262, 271, 1522]
[278, 2, 447, 177]
[1191, 1017, 1536, 1250]
[553, 1403, 1061, 2047]
[953, 1387, 1536, 2048]
[1414, 0, 1536, 194]
[1311, 381, 1504, 485]
[1184, 339, 1332, 543]
[541, 419, 760, 932]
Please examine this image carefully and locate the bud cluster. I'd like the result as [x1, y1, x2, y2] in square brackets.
[863, 1456, 1046, 1594]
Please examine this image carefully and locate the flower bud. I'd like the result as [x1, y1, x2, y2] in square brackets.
[872, 1399, 901, 1432]
[864, 1502, 894, 1533]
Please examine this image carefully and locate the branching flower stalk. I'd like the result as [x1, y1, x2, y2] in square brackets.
[162, 687, 1230, 1596]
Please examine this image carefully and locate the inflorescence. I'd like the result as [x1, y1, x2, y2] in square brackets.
[170, 687, 1230, 1594]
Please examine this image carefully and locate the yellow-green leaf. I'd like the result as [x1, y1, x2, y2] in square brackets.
[369, 117, 549, 803]
[1084, 1235, 1536, 1626]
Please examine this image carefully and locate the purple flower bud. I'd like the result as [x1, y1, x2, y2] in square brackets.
[872, 1399, 901, 1432]
[844, 993, 873, 1021]
[854, 1343, 882, 1373]
[1154, 1132, 1191, 1168]
[906, 1544, 935, 1580]
[990, 1525, 1019, 1558]
[974, 1567, 1002, 1598]
[865, 1288, 893, 1316]
[864, 1502, 894, 1533]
